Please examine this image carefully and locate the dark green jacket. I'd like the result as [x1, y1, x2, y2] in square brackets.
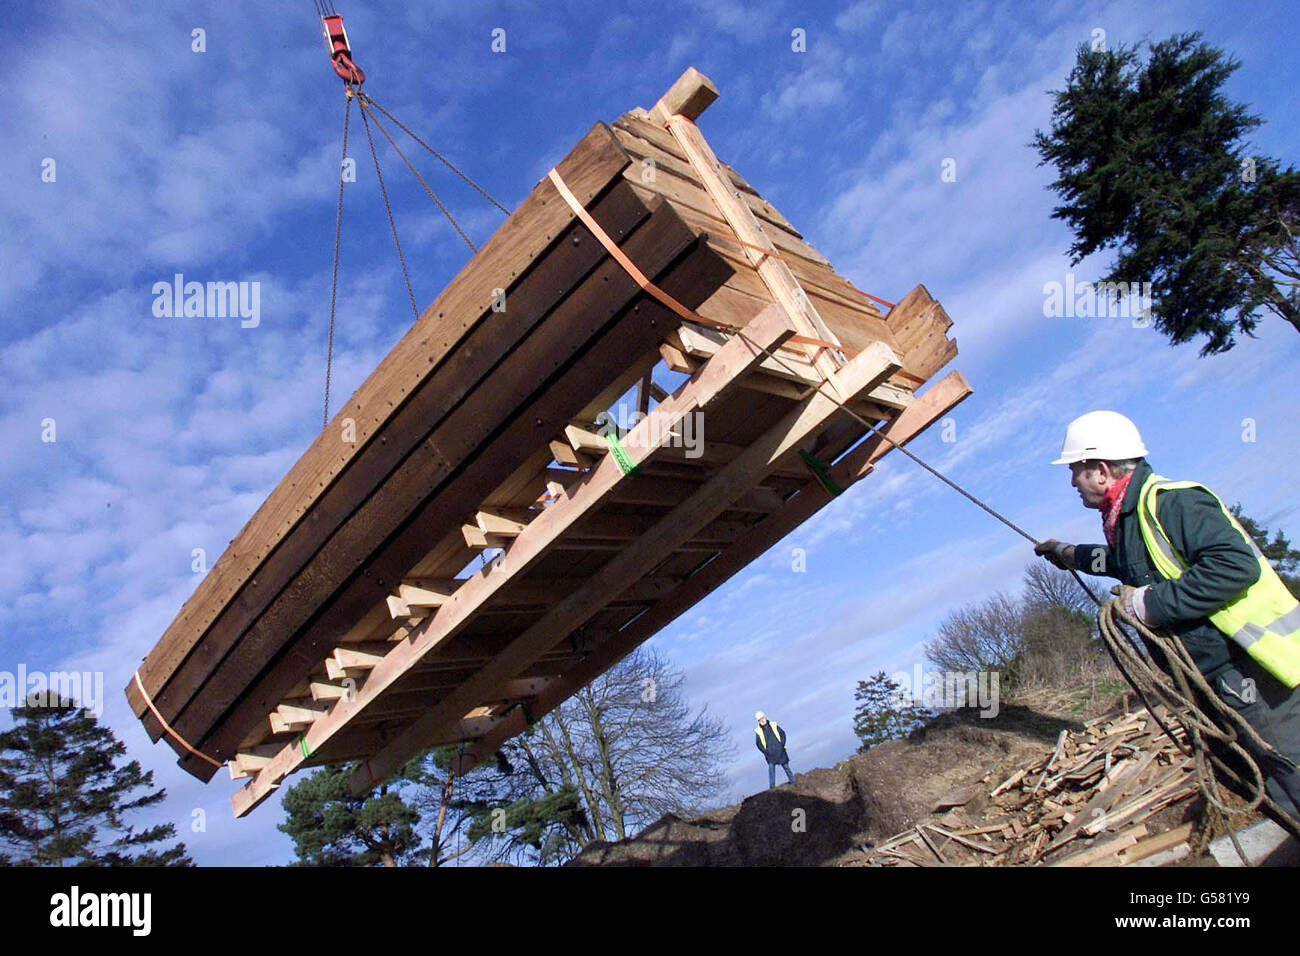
[1071, 459, 1260, 678]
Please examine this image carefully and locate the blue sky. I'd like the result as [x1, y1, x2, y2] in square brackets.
[2, 0, 1297, 866]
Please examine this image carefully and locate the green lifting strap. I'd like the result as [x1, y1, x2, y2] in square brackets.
[299, 735, 311, 759]
[606, 429, 638, 477]
[798, 449, 843, 496]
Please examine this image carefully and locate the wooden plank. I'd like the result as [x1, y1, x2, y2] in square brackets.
[128, 122, 634, 733]
[230, 304, 799, 813]
[648, 67, 719, 125]
[672, 321, 913, 409]
[1114, 822, 1195, 866]
[187, 220, 730, 778]
[350, 341, 901, 794]
[1051, 826, 1148, 867]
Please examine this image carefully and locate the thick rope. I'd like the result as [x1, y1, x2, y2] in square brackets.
[1097, 597, 1300, 862]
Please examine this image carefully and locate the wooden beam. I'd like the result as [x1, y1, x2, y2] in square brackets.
[649, 67, 720, 125]
[227, 745, 282, 781]
[308, 680, 353, 702]
[348, 341, 901, 794]
[661, 105, 846, 389]
[674, 321, 911, 409]
[397, 581, 458, 609]
[333, 644, 390, 670]
[231, 304, 798, 816]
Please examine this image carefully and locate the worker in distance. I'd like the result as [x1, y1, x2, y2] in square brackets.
[1035, 411, 1300, 822]
[754, 711, 795, 789]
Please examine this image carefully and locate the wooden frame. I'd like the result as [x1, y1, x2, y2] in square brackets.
[124, 67, 965, 819]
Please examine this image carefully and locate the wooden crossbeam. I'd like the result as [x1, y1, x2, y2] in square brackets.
[655, 73, 846, 390]
[228, 744, 283, 781]
[648, 67, 719, 125]
[308, 680, 353, 702]
[346, 340, 901, 796]
[450, 370, 972, 772]
[232, 304, 798, 816]
[673, 321, 912, 409]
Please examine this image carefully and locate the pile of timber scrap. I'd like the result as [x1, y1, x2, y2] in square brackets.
[126, 67, 968, 817]
[857, 707, 1203, 867]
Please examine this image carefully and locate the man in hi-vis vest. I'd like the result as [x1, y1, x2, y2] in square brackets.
[755, 712, 795, 789]
[1035, 411, 1300, 820]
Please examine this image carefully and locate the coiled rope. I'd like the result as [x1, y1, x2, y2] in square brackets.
[1096, 595, 1300, 862]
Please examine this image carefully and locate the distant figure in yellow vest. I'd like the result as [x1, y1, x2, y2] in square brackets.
[755, 712, 795, 789]
[1035, 411, 1300, 820]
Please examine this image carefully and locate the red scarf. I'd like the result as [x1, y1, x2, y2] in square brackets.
[1101, 471, 1135, 548]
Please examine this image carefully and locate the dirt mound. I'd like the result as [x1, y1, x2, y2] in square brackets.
[570, 704, 1075, 867]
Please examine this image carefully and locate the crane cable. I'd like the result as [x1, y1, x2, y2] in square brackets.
[318, 48, 507, 426]
[322, 90, 352, 428]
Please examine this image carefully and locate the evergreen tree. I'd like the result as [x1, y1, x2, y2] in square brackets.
[1034, 32, 1300, 353]
[1229, 504, 1300, 596]
[0, 696, 191, 866]
[853, 671, 929, 753]
[278, 761, 421, 867]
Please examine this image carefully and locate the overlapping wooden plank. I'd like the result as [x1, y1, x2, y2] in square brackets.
[129, 122, 635, 732]
[185, 214, 730, 778]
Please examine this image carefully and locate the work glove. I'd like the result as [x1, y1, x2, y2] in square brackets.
[1110, 584, 1149, 624]
[1033, 539, 1075, 570]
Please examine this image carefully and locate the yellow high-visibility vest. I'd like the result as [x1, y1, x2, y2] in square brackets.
[1136, 474, 1300, 688]
[756, 722, 782, 748]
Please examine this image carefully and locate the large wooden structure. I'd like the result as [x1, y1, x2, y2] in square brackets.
[126, 68, 970, 816]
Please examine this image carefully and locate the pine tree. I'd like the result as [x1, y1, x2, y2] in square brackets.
[853, 671, 930, 753]
[1229, 504, 1300, 596]
[278, 761, 421, 866]
[0, 696, 191, 866]
[1034, 32, 1300, 353]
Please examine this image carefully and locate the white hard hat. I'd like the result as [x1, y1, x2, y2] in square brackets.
[755, 711, 765, 721]
[1052, 411, 1148, 465]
